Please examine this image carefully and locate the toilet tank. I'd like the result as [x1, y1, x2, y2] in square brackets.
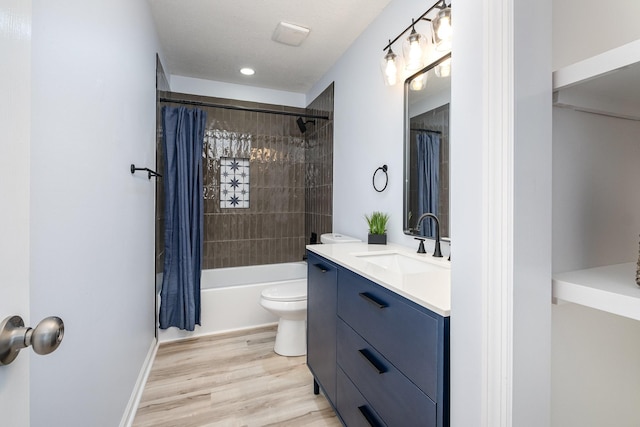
[320, 233, 361, 244]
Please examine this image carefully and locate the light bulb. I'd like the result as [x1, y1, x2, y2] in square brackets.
[403, 25, 428, 72]
[385, 58, 397, 86]
[437, 16, 451, 40]
[380, 46, 400, 86]
[408, 38, 423, 70]
[432, 7, 452, 52]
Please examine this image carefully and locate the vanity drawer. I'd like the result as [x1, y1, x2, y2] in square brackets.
[337, 368, 387, 427]
[337, 319, 437, 426]
[337, 268, 441, 399]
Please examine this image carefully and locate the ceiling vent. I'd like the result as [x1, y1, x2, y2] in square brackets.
[272, 21, 310, 47]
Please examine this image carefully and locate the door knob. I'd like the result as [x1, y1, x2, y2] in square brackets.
[0, 315, 64, 365]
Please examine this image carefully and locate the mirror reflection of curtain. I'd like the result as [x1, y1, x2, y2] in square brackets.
[159, 106, 206, 331]
[416, 132, 440, 237]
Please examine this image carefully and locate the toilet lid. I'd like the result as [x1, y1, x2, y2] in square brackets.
[261, 281, 307, 302]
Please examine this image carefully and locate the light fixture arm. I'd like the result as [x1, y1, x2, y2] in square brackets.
[382, 0, 449, 52]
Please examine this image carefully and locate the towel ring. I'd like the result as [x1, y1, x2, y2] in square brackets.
[372, 165, 388, 192]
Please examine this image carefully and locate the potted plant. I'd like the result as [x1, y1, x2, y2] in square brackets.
[365, 211, 389, 245]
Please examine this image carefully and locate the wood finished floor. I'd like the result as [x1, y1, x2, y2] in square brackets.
[133, 325, 341, 427]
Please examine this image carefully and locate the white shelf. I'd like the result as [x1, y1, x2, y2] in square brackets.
[553, 39, 640, 120]
[552, 262, 640, 321]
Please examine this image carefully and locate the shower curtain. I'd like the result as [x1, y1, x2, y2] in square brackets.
[416, 132, 440, 237]
[159, 106, 207, 331]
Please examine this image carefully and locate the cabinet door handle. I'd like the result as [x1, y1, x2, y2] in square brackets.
[358, 348, 387, 374]
[358, 405, 383, 427]
[358, 292, 388, 309]
[312, 263, 328, 273]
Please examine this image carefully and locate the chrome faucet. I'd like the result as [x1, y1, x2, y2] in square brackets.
[416, 213, 443, 257]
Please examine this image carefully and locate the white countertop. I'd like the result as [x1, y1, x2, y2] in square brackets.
[307, 242, 451, 317]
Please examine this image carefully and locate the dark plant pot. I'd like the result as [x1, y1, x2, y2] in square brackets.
[368, 233, 387, 245]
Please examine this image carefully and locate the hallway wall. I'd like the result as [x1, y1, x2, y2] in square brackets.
[30, 0, 160, 425]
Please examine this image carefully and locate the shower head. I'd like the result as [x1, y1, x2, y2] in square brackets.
[296, 117, 315, 134]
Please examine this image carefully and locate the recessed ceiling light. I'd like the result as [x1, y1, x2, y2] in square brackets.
[240, 67, 255, 76]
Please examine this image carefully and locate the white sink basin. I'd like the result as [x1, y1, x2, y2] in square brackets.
[353, 251, 446, 274]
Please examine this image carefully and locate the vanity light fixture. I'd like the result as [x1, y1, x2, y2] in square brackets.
[380, 0, 451, 86]
[432, 6, 452, 52]
[380, 40, 401, 86]
[403, 20, 428, 72]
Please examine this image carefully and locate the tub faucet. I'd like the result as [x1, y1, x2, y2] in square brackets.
[416, 213, 443, 258]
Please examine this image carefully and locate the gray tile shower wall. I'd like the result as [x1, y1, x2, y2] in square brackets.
[156, 91, 325, 270]
[305, 83, 334, 244]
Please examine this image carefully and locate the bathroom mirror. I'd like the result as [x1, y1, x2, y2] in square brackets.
[404, 52, 451, 241]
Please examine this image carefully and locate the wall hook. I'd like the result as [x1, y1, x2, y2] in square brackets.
[0, 315, 64, 366]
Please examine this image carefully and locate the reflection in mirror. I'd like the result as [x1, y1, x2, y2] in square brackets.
[404, 53, 451, 241]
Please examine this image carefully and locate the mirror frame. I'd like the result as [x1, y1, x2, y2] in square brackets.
[403, 52, 452, 241]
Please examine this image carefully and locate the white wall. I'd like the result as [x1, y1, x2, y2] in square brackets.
[0, 0, 32, 425]
[552, 109, 640, 273]
[307, 0, 449, 254]
[170, 75, 306, 107]
[512, 1, 553, 425]
[553, 0, 640, 70]
[30, 1, 160, 425]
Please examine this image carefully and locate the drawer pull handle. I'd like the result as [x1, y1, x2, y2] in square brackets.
[313, 263, 328, 273]
[358, 348, 387, 374]
[358, 405, 383, 427]
[358, 292, 388, 309]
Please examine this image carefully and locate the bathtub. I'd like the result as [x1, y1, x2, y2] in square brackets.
[158, 261, 307, 342]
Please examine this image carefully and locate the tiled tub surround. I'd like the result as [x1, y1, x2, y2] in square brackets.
[305, 83, 334, 243]
[156, 90, 334, 270]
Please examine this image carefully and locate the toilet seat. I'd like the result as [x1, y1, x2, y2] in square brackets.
[261, 282, 307, 302]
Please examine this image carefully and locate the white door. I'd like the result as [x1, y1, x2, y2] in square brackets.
[0, 0, 32, 425]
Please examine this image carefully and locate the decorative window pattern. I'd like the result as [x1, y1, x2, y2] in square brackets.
[220, 157, 250, 208]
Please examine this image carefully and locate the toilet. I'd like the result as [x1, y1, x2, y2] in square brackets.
[259, 232, 361, 356]
[260, 281, 308, 356]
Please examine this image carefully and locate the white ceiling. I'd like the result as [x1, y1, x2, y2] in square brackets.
[148, 0, 393, 93]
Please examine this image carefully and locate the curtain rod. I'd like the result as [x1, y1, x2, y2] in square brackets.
[159, 97, 330, 120]
[411, 128, 442, 134]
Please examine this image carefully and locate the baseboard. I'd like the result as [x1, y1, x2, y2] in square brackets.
[159, 321, 279, 343]
[119, 338, 159, 427]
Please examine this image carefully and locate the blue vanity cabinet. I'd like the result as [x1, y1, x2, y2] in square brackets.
[307, 251, 339, 406]
[306, 250, 449, 427]
[337, 267, 449, 427]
